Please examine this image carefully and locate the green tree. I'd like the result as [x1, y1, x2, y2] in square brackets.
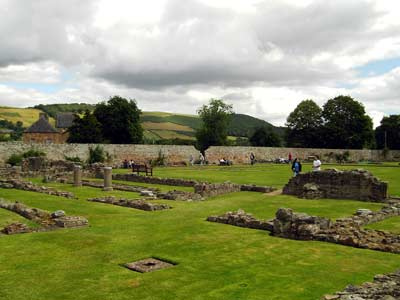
[94, 96, 143, 144]
[375, 115, 400, 150]
[249, 127, 281, 147]
[196, 99, 234, 152]
[285, 100, 323, 148]
[67, 110, 103, 143]
[322, 95, 374, 149]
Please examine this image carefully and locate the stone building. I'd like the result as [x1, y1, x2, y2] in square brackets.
[23, 113, 68, 144]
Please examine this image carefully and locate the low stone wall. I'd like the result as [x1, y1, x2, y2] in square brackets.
[207, 209, 273, 231]
[0, 199, 88, 234]
[194, 182, 241, 198]
[282, 169, 388, 202]
[323, 270, 400, 299]
[0, 179, 75, 198]
[240, 185, 276, 193]
[87, 196, 170, 211]
[113, 173, 198, 187]
[81, 180, 160, 193]
[205, 146, 400, 164]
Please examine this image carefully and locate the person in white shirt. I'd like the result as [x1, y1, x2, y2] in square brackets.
[313, 156, 321, 171]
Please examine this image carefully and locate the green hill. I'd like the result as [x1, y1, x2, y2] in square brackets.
[3, 104, 285, 143]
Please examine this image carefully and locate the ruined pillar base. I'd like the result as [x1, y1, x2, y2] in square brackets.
[103, 187, 113, 191]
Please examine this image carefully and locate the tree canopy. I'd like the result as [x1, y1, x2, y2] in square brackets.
[93, 96, 143, 144]
[195, 99, 234, 152]
[322, 95, 374, 149]
[375, 115, 400, 150]
[285, 99, 323, 148]
[250, 127, 281, 147]
[67, 110, 103, 143]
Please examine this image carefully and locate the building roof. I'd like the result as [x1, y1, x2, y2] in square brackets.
[56, 112, 75, 128]
[24, 115, 59, 133]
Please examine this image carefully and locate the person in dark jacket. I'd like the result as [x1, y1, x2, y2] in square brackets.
[291, 158, 302, 177]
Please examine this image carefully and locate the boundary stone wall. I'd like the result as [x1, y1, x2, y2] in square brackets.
[0, 142, 200, 166]
[205, 146, 400, 164]
[1, 142, 399, 166]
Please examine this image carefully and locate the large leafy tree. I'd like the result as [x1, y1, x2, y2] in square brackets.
[196, 99, 234, 152]
[94, 96, 143, 144]
[375, 115, 400, 150]
[249, 127, 281, 147]
[285, 100, 323, 148]
[67, 110, 103, 143]
[322, 95, 374, 149]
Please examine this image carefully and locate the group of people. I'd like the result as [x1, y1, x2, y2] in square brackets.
[122, 159, 135, 169]
[291, 155, 322, 177]
[189, 153, 206, 166]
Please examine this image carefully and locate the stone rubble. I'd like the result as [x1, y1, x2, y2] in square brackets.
[283, 169, 388, 202]
[207, 209, 274, 231]
[87, 196, 170, 211]
[0, 179, 75, 199]
[322, 270, 400, 300]
[272, 207, 400, 254]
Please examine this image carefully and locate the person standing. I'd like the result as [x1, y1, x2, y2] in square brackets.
[313, 156, 322, 171]
[250, 152, 256, 165]
[291, 158, 302, 177]
[288, 152, 292, 162]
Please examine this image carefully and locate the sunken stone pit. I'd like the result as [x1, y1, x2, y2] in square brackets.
[282, 169, 388, 202]
[124, 258, 175, 273]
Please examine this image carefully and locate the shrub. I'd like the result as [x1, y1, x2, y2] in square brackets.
[87, 146, 106, 164]
[6, 153, 23, 166]
[65, 155, 83, 164]
[151, 150, 167, 167]
[22, 149, 46, 158]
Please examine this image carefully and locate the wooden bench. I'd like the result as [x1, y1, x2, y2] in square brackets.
[132, 164, 153, 176]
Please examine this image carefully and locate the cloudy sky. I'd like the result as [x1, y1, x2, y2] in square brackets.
[0, 0, 399, 127]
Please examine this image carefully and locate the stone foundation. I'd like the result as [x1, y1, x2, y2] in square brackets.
[113, 173, 198, 187]
[283, 169, 388, 202]
[207, 209, 274, 231]
[0, 179, 75, 198]
[88, 196, 170, 211]
[240, 185, 276, 193]
[194, 182, 241, 198]
[0, 199, 88, 234]
[323, 270, 400, 300]
[272, 207, 400, 254]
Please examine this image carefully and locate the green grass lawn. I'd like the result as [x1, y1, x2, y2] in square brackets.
[365, 217, 400, 234]
[1, 164, 400, 300]
[118, 163, 400, 195]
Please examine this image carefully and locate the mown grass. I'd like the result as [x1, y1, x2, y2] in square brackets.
[0, 164, 399, 300]
[147, 163, 400, 196]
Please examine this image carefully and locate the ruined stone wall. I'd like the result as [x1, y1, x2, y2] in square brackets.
[113, 173, 198, 187]
[282, 169, 388, 202]
[194, 182, 241, 197]
[0, 142, 200, 166]
[205, 146, 400, 164]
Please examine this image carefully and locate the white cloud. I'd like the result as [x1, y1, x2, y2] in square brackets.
[0, 0, 399, 129]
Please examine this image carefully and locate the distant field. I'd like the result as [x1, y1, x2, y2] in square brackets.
[0, 107, 55, 127]
[151, 129, 195, 140]
[142, 121, 194, 132]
